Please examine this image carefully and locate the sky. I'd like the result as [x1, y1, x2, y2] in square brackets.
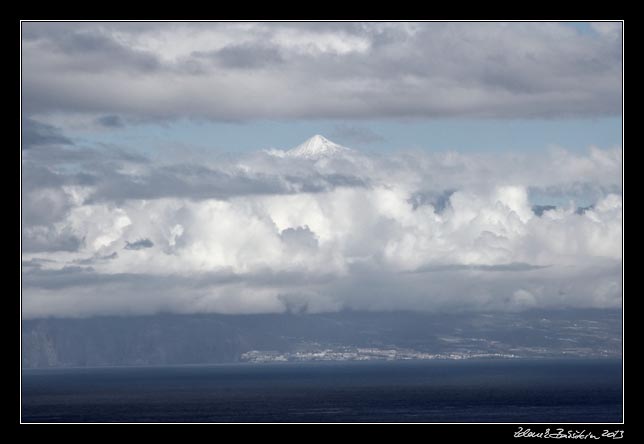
[21, 21, 622, 319]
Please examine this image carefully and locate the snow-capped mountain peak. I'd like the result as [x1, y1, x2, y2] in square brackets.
[286, 135, 351, 159]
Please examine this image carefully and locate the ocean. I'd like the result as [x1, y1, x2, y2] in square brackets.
[21, 359, 622, 423]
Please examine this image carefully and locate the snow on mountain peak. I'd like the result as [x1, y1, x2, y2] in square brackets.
[286, 135, 351, 159]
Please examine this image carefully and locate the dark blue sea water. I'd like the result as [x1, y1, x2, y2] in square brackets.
[21, 359, 622, 423]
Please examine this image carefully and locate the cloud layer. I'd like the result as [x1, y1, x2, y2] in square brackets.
[22, 22, 622, 121]
[21, 22, 623, 318]
[22, 130, 622, 318]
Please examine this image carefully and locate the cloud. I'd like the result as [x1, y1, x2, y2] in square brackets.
[22, 22, 622, 121]
[124, 238, 154, 250]
[412, 263, 549, 273]
[195, 43, 285, 69]
[590, 22, 622, 38]
[511, 289, 537, 310]
[96, 115, 125, 128]
[21, 139, 622, 318]
[22, 118, 73, 149]
[22, 226, 84, 253]
[73, 251, 118, 265]
[280, 226, 319, 251]
[19, 22, 623, 319]
[29, 27, 161, 73]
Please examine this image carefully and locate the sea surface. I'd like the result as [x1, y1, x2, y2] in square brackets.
[21, 359, 622, 423]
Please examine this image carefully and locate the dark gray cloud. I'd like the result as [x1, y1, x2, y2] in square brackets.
[84, 166, 358, 203]
[124, 238, 154, 250]
[22, 266, 336, 292]
[411, 263, 550, 273]
[328, 260, 622, 314]
[22, 227, 84, 253]
[408, 189, 456, 212]
[196, 43, 284, 69]
[22, 120, 148, 172]
[22, 187, 72, 226]
[73, 252, 118, 266]
[22, 118, 73, 149]
[23, 266, 129, 290]
[92, 169, 273, 201]
[22, 257, 621, 318]
[531, 204, 596, 217]
[96, 114, 125, 128]
[35, 27, 160, 73]
[21, 22, 622, 120]
[280, 226, 318, 250]
[22, 258, 55, 270]
[21, 164, 71, 191]
[532, 204, 557, 216]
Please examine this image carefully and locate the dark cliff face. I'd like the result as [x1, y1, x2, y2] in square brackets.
[21, 309, 622, 368]
[22, 315, 253, 368]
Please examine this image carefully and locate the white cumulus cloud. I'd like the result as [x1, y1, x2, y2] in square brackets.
[22, 141, 622, 318]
